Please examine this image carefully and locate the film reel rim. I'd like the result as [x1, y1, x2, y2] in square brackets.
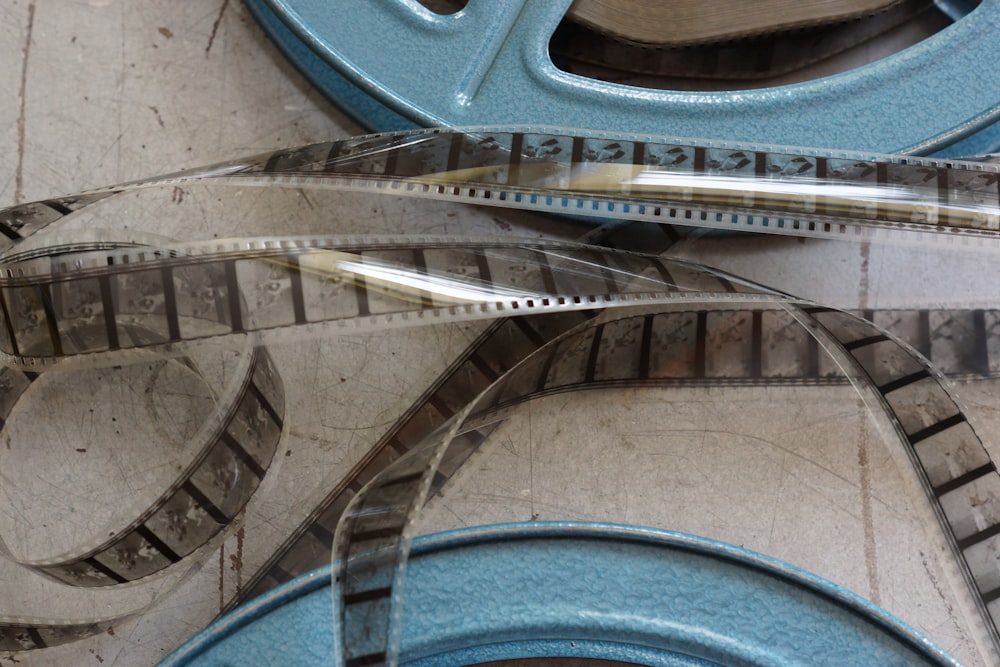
[162, 521, 961, 666]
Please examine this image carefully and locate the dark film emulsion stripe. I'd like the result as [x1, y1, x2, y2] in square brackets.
[134, 525, 182, 564]
[221, 431, 267, 479]
[160, 265, 182, 342]
[224, 260, 244, 334]
[98, 274, 120, 350]
[182, 480, 234, 526]
[82, 558, 128, 585]
[934, 464, 997, 498]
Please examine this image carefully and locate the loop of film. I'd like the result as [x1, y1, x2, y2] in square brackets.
[0, 128, 998, 661]
[0, 338, 283, 651]
[330, 298, 1000, 666]
[0, 225, 770, 649]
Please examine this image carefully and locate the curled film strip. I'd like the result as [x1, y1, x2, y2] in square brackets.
[3, 127, 999, 255]
[1, 128, 999, 662]
[0, 200, 774, 654]
[333, 298, 1000, 665]
[232, 128, 1000, 243]
[0, 340, 284, 651]
[0, 233, 722, 655]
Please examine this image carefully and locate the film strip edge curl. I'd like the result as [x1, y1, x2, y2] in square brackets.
[2, 127, 998, 256]
[330, 297, 1000, 666]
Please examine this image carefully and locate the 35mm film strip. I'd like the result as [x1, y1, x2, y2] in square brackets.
[0, 222, 773, 652]
[328, 297, 1000, 666]
[3, 127, 999, 254]
[1, 128, 999, 663]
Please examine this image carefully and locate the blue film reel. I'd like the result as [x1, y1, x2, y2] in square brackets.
[246, 0, 1000, 156]
[162, 523, 958, 666]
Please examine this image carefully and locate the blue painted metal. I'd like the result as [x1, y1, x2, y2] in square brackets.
[160, 522, 958, 666]
[248, 0, 1000, 156]
[244, 0, 419, 132]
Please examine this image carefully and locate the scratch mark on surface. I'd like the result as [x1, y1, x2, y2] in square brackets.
[297, 188, 315, 210]
[229, 525, 244, 595]
[858, 239, 871, 311]
[117, 4, 125, 181]
[205, 0, 230, 55]
[527, 403, 535, 521]
[148, 105, 165, 128]
[766, 454, 787, 547]
[15, 1, 36, 204]
[857, 404, 881, 604]
[218, 543, 225, 611]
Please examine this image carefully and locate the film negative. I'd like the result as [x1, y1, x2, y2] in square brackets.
[0, 339, 284, 651]
[226, 299, 1000, 619]
[3, 127, 1000, 257]
[0, 236, 781, 369]
[332, 298, 1000, 666]
[2, 128, 999, 664]
[0, 204, 774, 655]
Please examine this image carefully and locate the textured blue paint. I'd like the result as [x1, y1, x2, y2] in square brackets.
[250, 0, 1000, 155]
[161, 523, 957, 666]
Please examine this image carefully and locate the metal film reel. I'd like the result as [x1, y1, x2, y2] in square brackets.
[245, 0, 1000, 155]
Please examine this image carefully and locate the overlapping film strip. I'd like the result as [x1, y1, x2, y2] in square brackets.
[3, 127, 999, 250]
[329, 297, 1000, 665]
[0, 127, 999, 664]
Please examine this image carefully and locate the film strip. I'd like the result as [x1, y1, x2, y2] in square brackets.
[330, 299, 1000, 666]
[0, 336, 284, 652]
[0, 221, 777, 656]
[0, 165, 755, 658]
[237, 128, 1000, 241]
[1, 128, 999, 662]
[226, 301, 1000, 622]
[801, 306, 1000, 628]
[0, 236, 777, 369]
[2, 127, 999, 258]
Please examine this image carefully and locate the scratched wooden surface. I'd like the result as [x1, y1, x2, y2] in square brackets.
[1, 2, 999, 666]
